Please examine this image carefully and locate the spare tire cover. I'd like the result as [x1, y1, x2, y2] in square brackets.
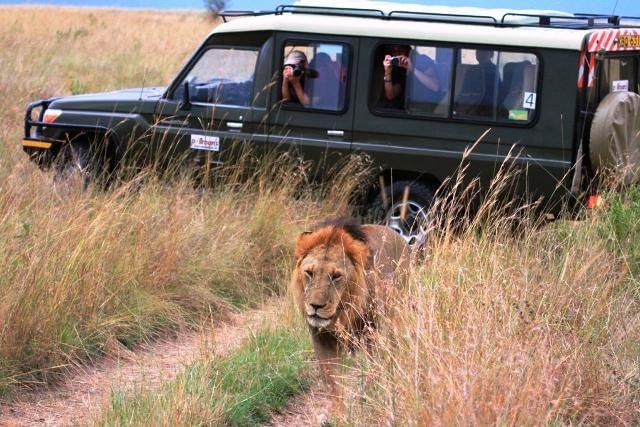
[590, 91, 640, 185]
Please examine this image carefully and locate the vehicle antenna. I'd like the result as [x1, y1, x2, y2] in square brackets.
[611, 0, 619, 14]
[139, 67, 147, 101]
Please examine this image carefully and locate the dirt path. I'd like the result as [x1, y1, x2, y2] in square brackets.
[267, 388, 332, 427]
[0, 306, 270, 426]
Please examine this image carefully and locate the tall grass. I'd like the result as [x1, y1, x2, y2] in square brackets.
[0, 6, 366, 393]
[0, 7, 211, 391]
[337, 174, 640, 425]
[1, 7, 639, 425]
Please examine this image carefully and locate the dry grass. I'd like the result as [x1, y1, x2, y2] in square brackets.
[0, 7, 215, 390]
[0, 6, 211, 169]
[0, 6, 638, 425]
[338, 182, 640, 425]
[0, 6, 362, 393]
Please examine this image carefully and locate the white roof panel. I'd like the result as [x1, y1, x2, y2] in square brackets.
[214, 12, 590, 51]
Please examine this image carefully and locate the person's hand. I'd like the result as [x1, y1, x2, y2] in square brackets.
[285, 65, 302, 85]
[398, 55, 412, 71]
[283, 65, 294, 81]
[383, 55, 393, 73]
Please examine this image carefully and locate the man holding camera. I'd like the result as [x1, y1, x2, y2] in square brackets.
[282, 50, 311, 106]
[382, 44, 440, 109]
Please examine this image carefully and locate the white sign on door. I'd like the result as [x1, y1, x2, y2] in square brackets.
[612, 80, 629, 92]
[190, 134, 220, 151]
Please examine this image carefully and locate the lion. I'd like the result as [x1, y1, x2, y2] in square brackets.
[290, 218, 409, 394]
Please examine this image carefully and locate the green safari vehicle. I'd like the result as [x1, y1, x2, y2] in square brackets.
[22, 1, 640, 244]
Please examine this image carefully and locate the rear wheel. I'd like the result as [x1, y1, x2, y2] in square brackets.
[371, 180, 436, 247]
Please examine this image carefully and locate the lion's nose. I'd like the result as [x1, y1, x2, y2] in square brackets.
[310, 303, 326, 312]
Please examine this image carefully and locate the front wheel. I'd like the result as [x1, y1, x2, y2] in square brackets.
[371, 180, 436, 247]
[53, 141, 92, 193]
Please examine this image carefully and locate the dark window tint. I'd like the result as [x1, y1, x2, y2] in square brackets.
[454, 49, 539, 123]
[496, 52, 540, 123]
[281, 42, 349, 111]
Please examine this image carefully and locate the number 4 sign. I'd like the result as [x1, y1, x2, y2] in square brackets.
[523, 92, 537, 110]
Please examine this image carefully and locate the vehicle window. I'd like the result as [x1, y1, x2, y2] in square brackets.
[597, 56, 639, 101]
[174, 47, 258, 106]
[372, 43, 454, 117]
[496, 52, 540, 123]
[453, 49, 499, 120]
[281, 42, 349, 111]
[454, 49, 539, 123]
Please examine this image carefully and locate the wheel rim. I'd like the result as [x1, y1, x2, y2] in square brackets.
[385, 199, 429, 246]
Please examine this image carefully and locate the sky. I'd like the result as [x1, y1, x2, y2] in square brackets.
[0, 0, 635, 16]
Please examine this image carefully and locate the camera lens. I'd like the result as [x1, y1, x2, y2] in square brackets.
[293, 67, 303, 77]
[391, 57, 400, 67]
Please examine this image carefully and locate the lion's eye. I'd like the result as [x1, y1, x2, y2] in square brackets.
[331, 273, 342, 282]
[304, 270, 314, 279]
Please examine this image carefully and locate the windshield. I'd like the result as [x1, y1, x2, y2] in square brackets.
[173, 47, 259, 106]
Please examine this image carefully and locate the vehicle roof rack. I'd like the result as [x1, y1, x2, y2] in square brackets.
[618, 16, 640, 26]
[220, 4, 640, 30]
[220, 10, 276, 23]
[501, 13, 624, 28]
[388, 10, 497, 25]
[275, 4, 385, 17]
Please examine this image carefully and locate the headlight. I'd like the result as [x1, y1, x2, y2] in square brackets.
[42, 108, 62, 124]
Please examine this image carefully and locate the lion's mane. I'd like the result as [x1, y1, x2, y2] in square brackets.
[291, 218, 372, 335]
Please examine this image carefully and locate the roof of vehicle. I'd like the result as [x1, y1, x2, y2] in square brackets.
[213, 1, 609, 51]
[213, 0, 608, 50]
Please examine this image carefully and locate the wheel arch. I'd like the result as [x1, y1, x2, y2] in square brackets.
[365, 168, 442, 205]
[52, 127, 124, 174]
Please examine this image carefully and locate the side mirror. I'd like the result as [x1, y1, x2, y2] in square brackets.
[179, 81, 192, 111]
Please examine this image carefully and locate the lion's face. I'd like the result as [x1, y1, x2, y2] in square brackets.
[299, 245, 357, 329]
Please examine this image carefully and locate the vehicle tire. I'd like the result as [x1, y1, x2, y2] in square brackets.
[53, 140, 93, 193]
[371, 179, 436, 247]
[590, 91, 640, 185]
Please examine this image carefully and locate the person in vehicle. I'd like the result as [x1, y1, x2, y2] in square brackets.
[308, 52, 341, 110]
[382, 45, 440, 109]
[282, 50, 311, 106]
[407, 52, 445, 110]
[381, 44, 410, 108]
[474, 49, 497, 117]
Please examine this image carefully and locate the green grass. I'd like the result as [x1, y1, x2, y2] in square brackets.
[98, 326, 311, 426]
[599, 187, 640, 279]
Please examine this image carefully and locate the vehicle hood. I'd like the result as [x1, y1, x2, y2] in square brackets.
[49, 87, 166, 114]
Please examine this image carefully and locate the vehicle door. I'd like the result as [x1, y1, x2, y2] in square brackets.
[150, 31, 273, 174]
[267, 33, 358, 179]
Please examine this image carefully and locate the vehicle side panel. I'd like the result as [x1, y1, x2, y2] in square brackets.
[352, 41, 579, 206]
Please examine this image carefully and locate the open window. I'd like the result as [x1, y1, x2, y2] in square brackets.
[281, 41, 350, 112]
[372, 43, 454, 117]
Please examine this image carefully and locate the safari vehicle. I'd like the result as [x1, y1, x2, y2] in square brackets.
[22, 1, 640, 243]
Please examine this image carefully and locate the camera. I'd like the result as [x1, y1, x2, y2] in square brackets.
[284, 64, 318, 78]
[390, 56, 402, 67]
[292, 64, 305, 77]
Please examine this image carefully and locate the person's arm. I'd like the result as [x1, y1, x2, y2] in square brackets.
[282, 66, 293, 101]
[383, 55, 402, 101]
[282, 66, 310, 106]
[412, 64, 440, 92]
[290, 80, 310, 106]
[405, 57, 439, 92]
